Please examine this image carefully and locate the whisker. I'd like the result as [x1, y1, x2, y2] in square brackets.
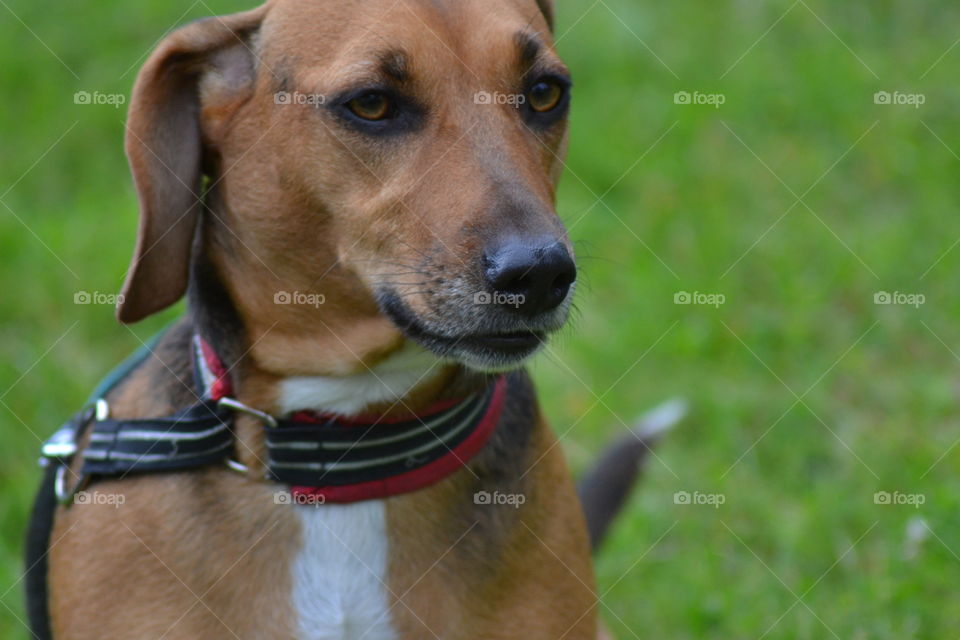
[369, 282, 430, 287]
[369, 271, 428, 277]
[351, 259, 422, 268]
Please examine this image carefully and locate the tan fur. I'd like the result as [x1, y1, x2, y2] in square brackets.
[49, 0, 607, 638]
[386, 418, 597, 639]
[50, 342, 302, 639]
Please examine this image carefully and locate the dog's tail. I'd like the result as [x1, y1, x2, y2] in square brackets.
[578, 398, 686, 551]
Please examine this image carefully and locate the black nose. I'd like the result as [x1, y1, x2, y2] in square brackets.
[483, 238, 576, 316]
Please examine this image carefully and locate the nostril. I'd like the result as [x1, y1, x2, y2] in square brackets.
[545, 263, 575, 306]
[552, 266, 576, 292]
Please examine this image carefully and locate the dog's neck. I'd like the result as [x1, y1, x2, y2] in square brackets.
[273, 340, 442, 416]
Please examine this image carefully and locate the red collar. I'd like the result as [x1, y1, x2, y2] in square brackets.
[194, 335, 506, 503]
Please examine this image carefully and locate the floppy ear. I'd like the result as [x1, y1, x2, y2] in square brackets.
[117, 7, 267, 323]
[535, 0, 554, 31]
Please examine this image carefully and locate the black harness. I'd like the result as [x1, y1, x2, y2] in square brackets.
[79, 400, 233, 476]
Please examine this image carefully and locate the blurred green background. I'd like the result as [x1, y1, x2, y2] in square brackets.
[2, 0, 959, 637]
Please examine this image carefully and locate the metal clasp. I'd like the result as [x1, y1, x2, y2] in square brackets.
[43, 399, 107, 506]
[41, 425, 79, 460]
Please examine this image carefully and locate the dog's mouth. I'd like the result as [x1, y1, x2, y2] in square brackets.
[378, 291, 554, 372]
[462, 331, 545, 353]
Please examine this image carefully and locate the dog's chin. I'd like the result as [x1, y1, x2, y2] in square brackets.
[378, 292, 557, 373]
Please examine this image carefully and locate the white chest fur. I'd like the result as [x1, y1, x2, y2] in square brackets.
[291, 502, 397, 640]
[281, 344, 440, 640]
[278, 342, 441, 417]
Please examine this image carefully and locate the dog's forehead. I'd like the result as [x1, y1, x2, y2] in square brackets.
[260, 0, 555, 76]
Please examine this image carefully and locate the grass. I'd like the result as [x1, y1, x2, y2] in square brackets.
[2, 0, 960, 637]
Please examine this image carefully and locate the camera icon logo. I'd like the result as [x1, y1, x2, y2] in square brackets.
[874, 91, 891, 105]
[674, 91, 691, 105]
[73, 91, 92, 105]
[474, 291, 492, 305]
[673, 491, 691, 505]
[474, 91, 492, 105]
[473, 491, 492, 505]
[873, 291, 891, 305]
[674, 291, 691, 305]
[74, 291, 91, 305]
[874, 491, 891, 505]
[274, 291, 292, 305]
[274, 91, 292, 105]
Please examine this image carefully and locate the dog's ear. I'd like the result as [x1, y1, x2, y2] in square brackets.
[116, 7, 267, 323]
[535, 0, 554, 32]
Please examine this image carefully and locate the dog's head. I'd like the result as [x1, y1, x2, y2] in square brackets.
[118, 0, 574, 374]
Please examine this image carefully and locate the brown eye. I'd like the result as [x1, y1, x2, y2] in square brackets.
[347, 92, 392, 120]
[527, 80, 563, 112]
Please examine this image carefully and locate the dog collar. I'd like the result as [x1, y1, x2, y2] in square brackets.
[43, 332, 505, 505]
[194, 335, 506, 502]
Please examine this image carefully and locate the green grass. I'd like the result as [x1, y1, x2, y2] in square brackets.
[3, 0, 960, 637]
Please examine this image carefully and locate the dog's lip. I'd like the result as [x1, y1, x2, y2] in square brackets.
[460, 331, 545, 354]
[378, 291, 551, 359]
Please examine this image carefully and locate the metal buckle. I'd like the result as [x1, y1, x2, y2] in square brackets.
[46, 399, 107, 506]
[41, 425, 79, 460]
[41, 399, 107, 461]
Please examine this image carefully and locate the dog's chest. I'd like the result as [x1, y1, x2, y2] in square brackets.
[290, 501, 397, 640]
[280, 346, 440, 640]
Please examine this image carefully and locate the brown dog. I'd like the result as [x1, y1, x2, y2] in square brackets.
[30, 1, 638, 638]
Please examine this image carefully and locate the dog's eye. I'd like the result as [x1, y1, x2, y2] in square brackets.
[347, 92, 393, 121]
[527, 80, 564, 113]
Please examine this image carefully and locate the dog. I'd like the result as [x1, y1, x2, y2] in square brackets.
[25, 1, 675, 638]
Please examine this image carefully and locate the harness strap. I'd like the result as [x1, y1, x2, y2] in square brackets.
[79, 400, 234, 476]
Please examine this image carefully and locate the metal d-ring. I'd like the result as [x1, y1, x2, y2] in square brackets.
[55, 465, 90, 506]
[217, 397, 279, 428]
[217, 397, 277, 477]
[225, 458, 250, 475]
